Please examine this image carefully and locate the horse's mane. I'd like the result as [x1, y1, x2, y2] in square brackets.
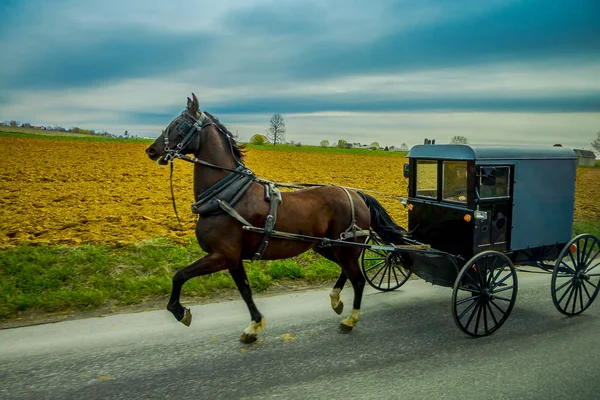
[204, 111, 246, 162]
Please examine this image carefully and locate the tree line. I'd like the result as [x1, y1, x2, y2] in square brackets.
[0, 120, 140, 139]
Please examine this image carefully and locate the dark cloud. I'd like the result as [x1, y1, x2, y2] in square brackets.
[0, 27, 212, 90]
[198, 93, 600, 115]
[1, 0, 599, 119]
[272, 1, 600, 80]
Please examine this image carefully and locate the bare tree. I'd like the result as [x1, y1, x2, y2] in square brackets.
[267, 113, 286, 145]
[592, 131, 600, 152]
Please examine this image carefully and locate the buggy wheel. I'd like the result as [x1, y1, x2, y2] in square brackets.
[452, 251, 518, 337]
[551, 234, 600, 316]
[360, 234, 412, 291]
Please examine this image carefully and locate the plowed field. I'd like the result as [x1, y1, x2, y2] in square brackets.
[0, 137, 598, 248]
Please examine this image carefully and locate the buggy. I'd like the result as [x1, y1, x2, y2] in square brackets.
[361, 144, 600, 336]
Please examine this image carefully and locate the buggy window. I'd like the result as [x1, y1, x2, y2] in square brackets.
[416, 160, 438, 198]
[478, 166, 510, 199]
[442, 161, 468, 203]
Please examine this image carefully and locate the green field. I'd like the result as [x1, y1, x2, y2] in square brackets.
[0, 238, 342, 321]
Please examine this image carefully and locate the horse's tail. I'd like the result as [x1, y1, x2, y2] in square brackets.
[357, 191, 408, 245]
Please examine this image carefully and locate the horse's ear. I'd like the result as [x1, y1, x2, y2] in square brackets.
[186, 96, 194, 111]
[191, 93, 200, 114]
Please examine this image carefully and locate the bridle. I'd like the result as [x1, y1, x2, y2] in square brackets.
[161, 109, 245, 169]
[162, 110, 211, 163]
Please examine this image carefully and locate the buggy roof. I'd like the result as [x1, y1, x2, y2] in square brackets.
[407, 144, 577, 161]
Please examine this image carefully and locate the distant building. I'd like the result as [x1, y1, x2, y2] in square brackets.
[574, 149, 596, 166]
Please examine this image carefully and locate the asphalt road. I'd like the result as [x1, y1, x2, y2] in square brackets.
[1, 272, 599, 400]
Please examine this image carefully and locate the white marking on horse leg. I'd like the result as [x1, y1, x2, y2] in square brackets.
[341, 309, 361, 328]
[329, 288, 341, 309]
[243, 319, 266, 336]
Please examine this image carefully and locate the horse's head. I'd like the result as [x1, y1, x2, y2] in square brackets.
[146, 93, 208, 165]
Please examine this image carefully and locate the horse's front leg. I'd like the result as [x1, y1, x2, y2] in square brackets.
[330, 272, 347, 315]
[167, 252, 227, 326]
[229, 262, 265, 344]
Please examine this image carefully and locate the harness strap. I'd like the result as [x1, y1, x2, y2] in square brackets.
[216, 199, 254, 227]
[252, 182, 282, 261]
[339, 186, 363, 242]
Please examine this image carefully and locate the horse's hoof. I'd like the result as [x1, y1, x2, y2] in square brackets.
[240, 333, 257, 344]
[180, 308, 192, 327]
[338, 322, 353, 333]
[333, 301, 344, 315]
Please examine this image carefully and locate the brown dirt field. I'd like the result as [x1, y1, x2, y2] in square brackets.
[0, 137, 598, 248]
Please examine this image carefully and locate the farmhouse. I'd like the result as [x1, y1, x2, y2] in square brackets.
[574, 149, 596, 167]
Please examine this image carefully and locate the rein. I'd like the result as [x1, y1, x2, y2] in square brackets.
[169, 160, 183, 226]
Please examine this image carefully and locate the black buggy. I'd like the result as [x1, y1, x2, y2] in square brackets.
[361, 144, 600, 336]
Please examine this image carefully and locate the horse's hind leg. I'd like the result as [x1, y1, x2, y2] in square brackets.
[229, 261, 265, 344]
[167, 252, 227, 326]
[314, 248, 346, 315]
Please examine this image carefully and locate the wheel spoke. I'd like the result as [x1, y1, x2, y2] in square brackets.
[569, 249, 578, 271]
[583, 246, 600, 269]
[473, 303, 483, 334]
[563, 285, 576, 310]
[577, 238, 586, 266]
[387, 265, 392, 288]
[487, 257, 500, 286]
[492, 285, 515, 294]
[390, 265, 400, 286]
[363, 257, 385, 261]
[486, 302, 499, 326]
[490, 299, 507, 316]
[578, 284, 584, 312]
[584, 261, 600, 275]
[491, 272, 513, 290]
[555, 274, 574, 278]
[465, 270, 482, 290]
[368, 249, 387, 257]
[558, 283, 575, 305]
[491, 264, 507, 285]
[458, 297, 479, 320]
[560, 261, 577, 275]
[493, 295, 514, 303]
[571, 285, 579, 314]
[456, 295, 480, 306]
[583, 279, 598, 291]
[394, 265, 409, 280]
[365, 260, 386, 273]
[459, 286, 482, 294]
[378, 266, 390, 288]
[483, 300, 489, 334]
[555, 278, 575, 293]
[465, 302, 479, 330]
[581, 280, 593, 302]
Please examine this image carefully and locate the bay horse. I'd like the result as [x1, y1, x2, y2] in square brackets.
[145, 94, 407, 343]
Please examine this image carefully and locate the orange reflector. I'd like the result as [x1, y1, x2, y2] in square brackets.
[464, 214, 472, 222]
[407, 204, 414, 211]
[570, 244, 577, 253]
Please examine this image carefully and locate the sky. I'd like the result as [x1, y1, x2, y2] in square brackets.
[1, 0, 599, 149]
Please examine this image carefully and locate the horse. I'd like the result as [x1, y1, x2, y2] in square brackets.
[145, 94, 408, 343]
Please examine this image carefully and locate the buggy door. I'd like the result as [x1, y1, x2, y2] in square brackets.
[473, 165, 513, 253]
